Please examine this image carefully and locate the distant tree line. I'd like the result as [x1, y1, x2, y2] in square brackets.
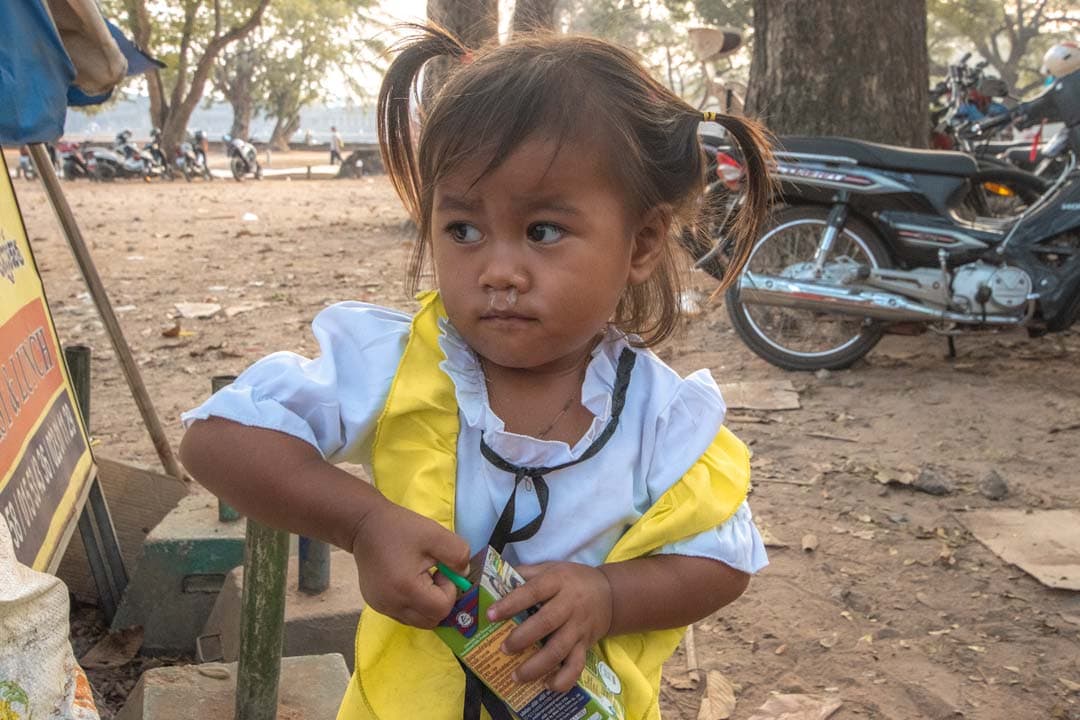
[103, 0, 1079, 154]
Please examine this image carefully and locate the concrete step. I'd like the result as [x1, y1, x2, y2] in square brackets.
[116, 654, 349, 720]
[112, 493, 248, 654]
[202, 548, 365, 670]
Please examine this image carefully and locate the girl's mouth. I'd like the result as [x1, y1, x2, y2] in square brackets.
[480, 311, 534, 321]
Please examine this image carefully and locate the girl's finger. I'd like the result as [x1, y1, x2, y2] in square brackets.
[503, 602, 564, 654]
[512, 626, 578, 684]
[395, 604, 446, 630]
[548, 644, 587, 693]
[426, 530, 472, 575]
[408, 578, 457, 625]
[489, 573, 555, 623]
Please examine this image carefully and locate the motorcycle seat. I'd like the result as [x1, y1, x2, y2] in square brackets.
[777, 136, 979, 177]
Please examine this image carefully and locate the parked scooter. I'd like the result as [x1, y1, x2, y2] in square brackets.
[58, 141, 91, 180]
[145, 128, 174, 180]
[689, 70, 1080, 372]
[175, 140, 212, 181]
[87, 130, 151, 180]
[224, 135, 261, 181]
[929, 53, 1049, 214]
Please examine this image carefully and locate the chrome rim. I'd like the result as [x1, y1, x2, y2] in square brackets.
[737, 217, 882, 358]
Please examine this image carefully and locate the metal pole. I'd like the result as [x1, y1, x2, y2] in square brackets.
[29, 143, 185, 480]
[210, 376, 241, 522]
[235, 521, 288, 720]
[65, 344, 91, 429]
[298, 536, 330, 594]
[66, 345, 128, 621]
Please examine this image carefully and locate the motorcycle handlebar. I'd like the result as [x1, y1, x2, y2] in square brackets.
[971, 109, 1014, 135]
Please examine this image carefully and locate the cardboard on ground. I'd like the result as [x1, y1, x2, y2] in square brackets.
[962, 509, 1080, 591]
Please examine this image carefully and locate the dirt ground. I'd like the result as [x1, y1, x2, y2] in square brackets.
[9, 163, 1080, 719]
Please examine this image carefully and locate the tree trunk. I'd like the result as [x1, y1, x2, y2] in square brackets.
[230, 97, 254, 141]
[512, 0, 559, 34]
[424, 0, 498, 100]
[269, 114, 301, 151]
[746, 0, 929, 147]
[131, 0, 270, 156]
[219, 46, 257, 140]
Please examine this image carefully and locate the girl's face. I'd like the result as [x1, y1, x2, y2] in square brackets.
[431, 137, 666, 373]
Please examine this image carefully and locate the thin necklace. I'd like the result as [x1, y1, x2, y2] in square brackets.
[482, 360, 589, 440]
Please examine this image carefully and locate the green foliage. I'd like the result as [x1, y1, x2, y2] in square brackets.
[559, 0, 752, 107]
[104, 0, 265, 93]
[928, 0, 1079, 93]
[213, 0, 386, 143]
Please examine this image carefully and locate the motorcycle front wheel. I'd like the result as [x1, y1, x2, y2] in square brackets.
[230, 156, 245, 181]
[725, 205, 892, 371]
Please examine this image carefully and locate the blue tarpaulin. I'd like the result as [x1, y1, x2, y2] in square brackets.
[0, 0, 162, 144]
[0, 0, 77, 144]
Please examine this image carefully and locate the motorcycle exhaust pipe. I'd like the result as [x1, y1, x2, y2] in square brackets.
[737, 272, 1025, 325]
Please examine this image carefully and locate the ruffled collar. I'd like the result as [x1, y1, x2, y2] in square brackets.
[436, 318, 633, 466]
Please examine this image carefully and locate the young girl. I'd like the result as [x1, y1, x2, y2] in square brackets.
[181, 24, 772, 720]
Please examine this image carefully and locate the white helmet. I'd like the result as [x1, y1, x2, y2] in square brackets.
[1041, 41, 1080, 78]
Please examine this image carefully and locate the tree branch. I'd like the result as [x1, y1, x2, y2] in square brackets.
[175, 0, 271, 127]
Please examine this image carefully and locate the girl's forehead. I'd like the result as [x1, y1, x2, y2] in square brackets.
[435, 135, 617, 198]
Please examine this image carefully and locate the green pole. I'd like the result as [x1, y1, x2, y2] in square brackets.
[234, 520, 289, 720]
[210, 376, 242, 522]
[65, 345, 91, 428]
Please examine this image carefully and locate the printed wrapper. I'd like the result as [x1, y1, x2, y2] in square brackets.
[434, 546, 626, 720]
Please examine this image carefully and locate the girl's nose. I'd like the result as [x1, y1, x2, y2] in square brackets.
[477, 241, 530, 294]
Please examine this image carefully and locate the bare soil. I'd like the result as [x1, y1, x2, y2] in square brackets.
[10, 168, 1080, 719]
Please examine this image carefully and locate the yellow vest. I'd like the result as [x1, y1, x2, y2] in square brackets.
[337, 291, 751, 720]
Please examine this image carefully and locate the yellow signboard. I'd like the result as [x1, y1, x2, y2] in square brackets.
[0, 153, 94, 572]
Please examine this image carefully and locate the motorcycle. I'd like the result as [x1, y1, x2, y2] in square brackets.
[87, 130, 153, 180]
[175, 140, 212, 181]
[224, 135, 261, 181]
[58, 141, 91, 180]
[690, 70, 1080, 372]
[929, 53, 1050, 215]
[144, 128, 174, 180]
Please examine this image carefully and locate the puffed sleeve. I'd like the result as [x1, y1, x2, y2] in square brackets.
[180, 302, 410, 465]
[640, 369, 769, 574]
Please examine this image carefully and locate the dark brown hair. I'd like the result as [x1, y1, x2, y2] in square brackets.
[378, 23, 771, 346]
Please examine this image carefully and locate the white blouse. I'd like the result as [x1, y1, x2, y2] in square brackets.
[182, 302, 768, 574]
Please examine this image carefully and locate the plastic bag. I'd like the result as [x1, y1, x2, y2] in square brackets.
[0, 515, 99, 719]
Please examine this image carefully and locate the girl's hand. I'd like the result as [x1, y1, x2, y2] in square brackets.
[349, 497, 471, 629]
[487, 562, 613, 692]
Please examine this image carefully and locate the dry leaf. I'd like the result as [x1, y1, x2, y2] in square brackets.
[161, 321, 181, 338]
[747, 693, 842, 720]
[1060, 677, 1080, 693]
[79, 626, 144, 668]
[801, 534, 819, 552]
[697, 670, 736, 720]
[819, 633, 838, 649]
[175, 301, 221, 319]
[667, 672, 699, 691]
[761, 527, 789, 549]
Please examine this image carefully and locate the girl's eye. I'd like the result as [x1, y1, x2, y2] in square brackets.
[527, 223, 565, 245]
[447, 222, 483, 244]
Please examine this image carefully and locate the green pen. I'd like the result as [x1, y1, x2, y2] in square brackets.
[436, 563, 472, 592]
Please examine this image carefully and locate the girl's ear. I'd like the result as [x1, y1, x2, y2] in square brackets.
[628, 205, 672, 285]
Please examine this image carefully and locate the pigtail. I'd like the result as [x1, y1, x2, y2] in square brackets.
[704, 113, 774, 291]
[377, 24, 470, 225]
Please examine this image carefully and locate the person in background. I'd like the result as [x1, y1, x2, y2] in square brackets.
[330, 126, 344, 165]
[17, 145, 33, 179]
